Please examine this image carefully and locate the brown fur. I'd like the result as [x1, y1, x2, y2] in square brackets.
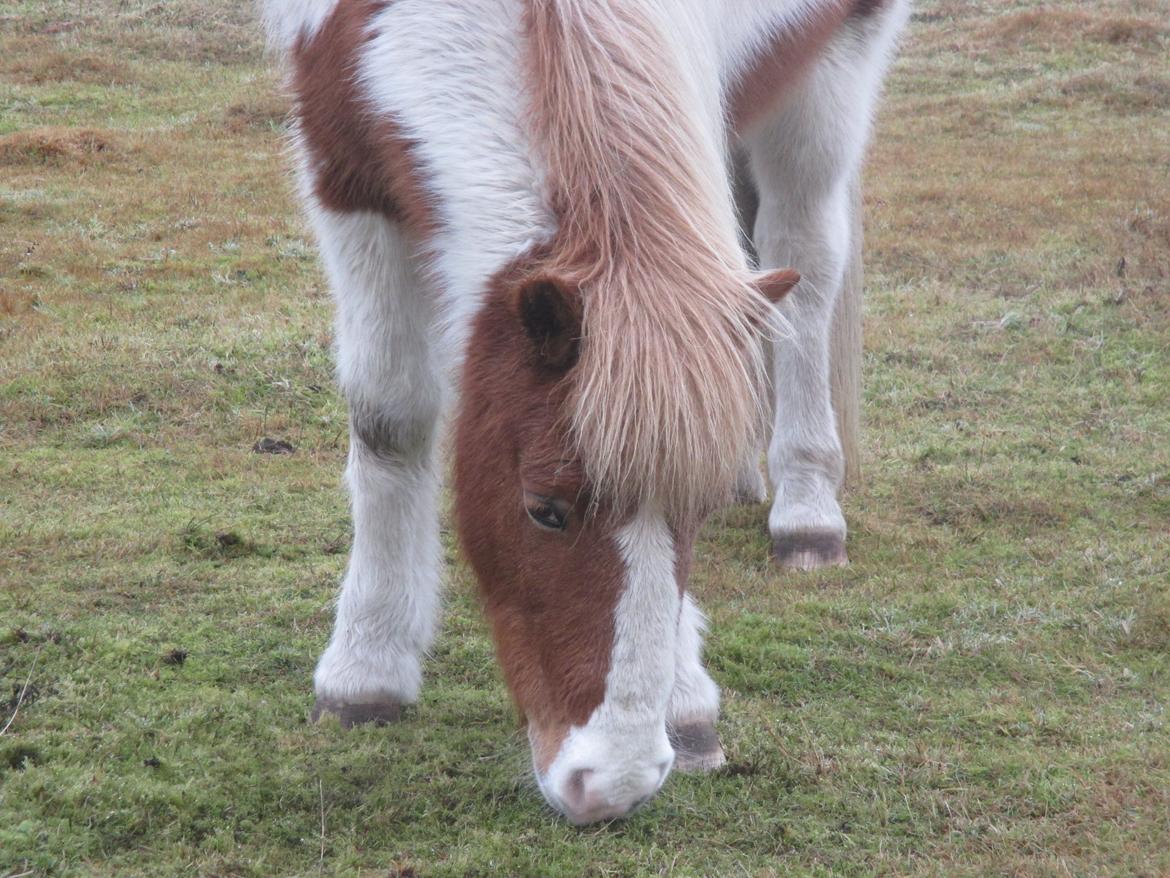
[729, 0, 891, 132]
[290, 0, 434, 232]
[454, 255, 620, 767]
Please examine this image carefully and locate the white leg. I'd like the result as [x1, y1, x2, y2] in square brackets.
[667, 594, 726, 772]
[307, 208, 444, 726]
[743, 15, 902, 569]
[730, 147, 769, 507]
[754, 164, 852, 569]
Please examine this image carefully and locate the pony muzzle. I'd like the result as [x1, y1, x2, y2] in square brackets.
[534, 722, 675, 825]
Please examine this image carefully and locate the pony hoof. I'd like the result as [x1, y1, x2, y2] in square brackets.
[669, 722, 727, 773]
[772, 531, 848, 570]
[311, 696, 402, 728]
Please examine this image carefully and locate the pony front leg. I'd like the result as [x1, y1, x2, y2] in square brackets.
[312, 439, 441, 725]
[667, 595, 725, 772]
[740, 6, 907, 570]
[743, 28, 897, 570]
[754, 175, 852, 570]
[308, 210, 444, 726]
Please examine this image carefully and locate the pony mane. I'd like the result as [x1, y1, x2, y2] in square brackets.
[526, 0, 777, 518]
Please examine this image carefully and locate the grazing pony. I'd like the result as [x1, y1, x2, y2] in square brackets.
[264, 0, 908, 824]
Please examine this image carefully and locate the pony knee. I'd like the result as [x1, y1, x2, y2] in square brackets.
[349, 397, 438, 462]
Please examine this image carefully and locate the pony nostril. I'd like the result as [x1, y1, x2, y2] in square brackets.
[564, 768, 595, 811]
[656, 758, 672, 783]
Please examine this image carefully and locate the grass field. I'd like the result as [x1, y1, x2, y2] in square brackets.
[2, 1, 1168, 875]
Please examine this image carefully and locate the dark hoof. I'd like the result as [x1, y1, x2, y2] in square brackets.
[311, 696, 402, 728]
[772, 531, 848, 570]
[669, 722, 727, 773]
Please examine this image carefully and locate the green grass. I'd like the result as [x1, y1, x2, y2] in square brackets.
[2, 1, 1169, 875]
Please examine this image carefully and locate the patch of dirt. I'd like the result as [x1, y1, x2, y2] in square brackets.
[253, 437, 295, 455]
[4, 681, 41, 713]
[178, 524, 270, 561]
[3, 745, 43, 771]
[6, 628, 62, 646]
[1105, 206, 1170, 306]
[40, 19, 83, 35]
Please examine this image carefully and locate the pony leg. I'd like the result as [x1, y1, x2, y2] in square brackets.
[668, 594, 725, 772]
[729, 146, 770, 506]
[309, 209, 444, 726]
[743, 15, 901, 570]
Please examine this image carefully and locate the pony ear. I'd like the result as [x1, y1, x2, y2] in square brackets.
[754, 267, 801, 304]
[515, 277, 581, 372]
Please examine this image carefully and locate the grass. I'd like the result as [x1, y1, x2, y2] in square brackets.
[2, 0, 1168, 875]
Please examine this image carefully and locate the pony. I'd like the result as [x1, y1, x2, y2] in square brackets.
[263, 0, 908, 824]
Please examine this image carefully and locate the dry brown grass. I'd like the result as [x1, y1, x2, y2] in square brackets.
[872, 0, 1170, 314]
[0, 40, 135, 85]
[0, 0, 264, 64]
[0, 127, 122, 166]
[0, 290, 39, 317]
[982, 9, 1169, 51]
[1059, 70, 1170, 112]
[223, 96, 292, 134]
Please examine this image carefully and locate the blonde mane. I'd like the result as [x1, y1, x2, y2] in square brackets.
[526, 0, 776, 518]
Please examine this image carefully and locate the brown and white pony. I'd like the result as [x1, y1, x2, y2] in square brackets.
[264, 0, 908, 824]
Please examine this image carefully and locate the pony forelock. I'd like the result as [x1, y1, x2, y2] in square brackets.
[527, 0, 782, 519]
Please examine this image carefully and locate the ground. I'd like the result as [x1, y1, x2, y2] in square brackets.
[1, 1, 1168, 876]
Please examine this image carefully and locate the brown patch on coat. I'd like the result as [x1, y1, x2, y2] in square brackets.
[290, 0, 434, 231]
[850, 0, 891, 19]
[728, 0, 891, 132]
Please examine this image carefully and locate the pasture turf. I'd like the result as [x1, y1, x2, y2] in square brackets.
[2, 1, 1168, 875]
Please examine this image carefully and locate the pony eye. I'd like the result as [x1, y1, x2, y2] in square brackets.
[524, 494, 569, 532]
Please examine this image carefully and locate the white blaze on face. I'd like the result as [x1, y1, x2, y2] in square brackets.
[537, 503, 682, 824]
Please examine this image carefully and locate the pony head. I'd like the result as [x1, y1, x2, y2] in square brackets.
[455, 257, 797, 823]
